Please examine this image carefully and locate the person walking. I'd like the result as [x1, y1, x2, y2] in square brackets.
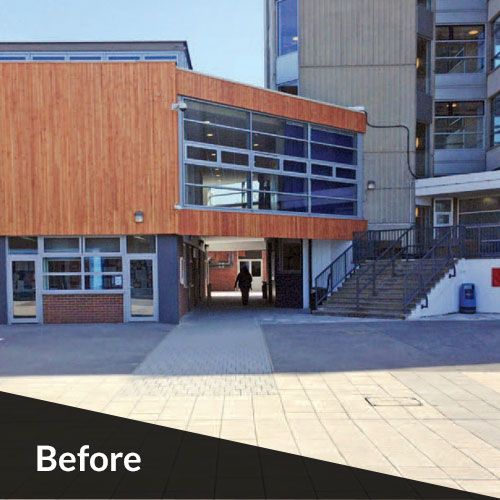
[234, 265, 253, 305]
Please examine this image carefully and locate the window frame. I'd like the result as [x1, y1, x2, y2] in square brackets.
[433, 198, 454, 228]
[435, 24, 486, 75]
[276, 0, 299, 57]
[434, 101, 485, 150]
[8, 236, 157, 295]
[180, 98, 361, 219]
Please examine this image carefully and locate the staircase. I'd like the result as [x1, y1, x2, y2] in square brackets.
[312, 226, 464, 319]
[315, 259, 456, 319]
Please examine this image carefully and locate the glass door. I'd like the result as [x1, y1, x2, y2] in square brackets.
[126, 257, 157, 321]
[8, 258, 40, 323]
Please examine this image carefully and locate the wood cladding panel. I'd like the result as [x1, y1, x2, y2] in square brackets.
[0, 63, 366, 241]
[177, 209, 367, 241]
[0, 63, 179, 236]
[176, 69, 366, 133]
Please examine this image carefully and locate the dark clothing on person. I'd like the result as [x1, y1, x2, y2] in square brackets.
[235, 268, 253, 306]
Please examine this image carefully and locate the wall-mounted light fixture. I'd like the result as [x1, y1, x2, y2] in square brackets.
[366, 180, 376, 191]
[134, 210, 144, 223]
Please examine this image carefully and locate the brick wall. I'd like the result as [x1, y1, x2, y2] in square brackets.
[209, 251, 267, 291]
[43, 294, 124, 324]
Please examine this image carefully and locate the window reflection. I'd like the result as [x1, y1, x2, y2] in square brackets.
[277, 0, 298, 56]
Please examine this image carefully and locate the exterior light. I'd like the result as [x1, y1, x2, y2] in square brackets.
[253, 143, 259, 147]
[206, 133, 214, 137]
[416, 137, 421, 148]
[452, 102, 458, 108]
[366, 180, 376, 191]
[416, 57, 421, 69]
[468, 29, 479, 36]
[134, 211, 144, 223]
[415, 206, 420, 218]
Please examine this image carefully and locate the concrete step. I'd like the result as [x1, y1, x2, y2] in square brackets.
[314, 309, 406, 320]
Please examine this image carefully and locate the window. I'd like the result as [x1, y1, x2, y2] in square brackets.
[277, 0, 298, 56]
[279, 240, 302, 273]
[492, 95, 500, 147]
[277, 81, 298, 95]
[43, 258, 82, 290]
[8, 237, 38, 254]
[435, 25, 485, 74]
[84, 237, 120, 253]
[434, 101, 484, 149]
[434, 199, 453, 227]
[416, 122, 429, 178]
[493, 17, 500, 69]
[181, 98, 360, 217]
[460, 196, 500, 225]
[127, 236, 156, 254]
[417, 37, 430, 93]
[44, 237, 79, 253]
[38, 237, 135, 292]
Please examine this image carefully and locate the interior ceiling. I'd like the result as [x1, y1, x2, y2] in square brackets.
[203, 237, 267, 252]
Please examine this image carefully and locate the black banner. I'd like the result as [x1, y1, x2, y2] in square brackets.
[0, 391, 494, 499]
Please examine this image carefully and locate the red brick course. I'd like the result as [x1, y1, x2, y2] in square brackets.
[43, 294, 124, 324]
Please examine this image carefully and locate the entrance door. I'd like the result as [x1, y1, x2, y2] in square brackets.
[125, 257, 157, 321]
[8, 258, 40, 323]
[238, 259, 263, 291]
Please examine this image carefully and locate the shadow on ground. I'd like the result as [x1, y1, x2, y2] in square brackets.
[0, 323, 170, 376]
[263, 321, 500, 373]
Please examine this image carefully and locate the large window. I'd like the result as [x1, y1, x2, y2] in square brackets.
[8, 236, 156, 293]
[417, 37, 430, 93]
[277, 0, 298, 56]
[493, 17, 500, 69]
[434, 101, 484, 150]
[492, 95, 500, 147]
[435, 25, 485, 74]
[182, 99, 360, 217]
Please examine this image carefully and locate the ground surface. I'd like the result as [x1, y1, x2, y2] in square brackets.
[0, 295, 499, 497]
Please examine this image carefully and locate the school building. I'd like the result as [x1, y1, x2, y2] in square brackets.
[0, 42, 366, 324]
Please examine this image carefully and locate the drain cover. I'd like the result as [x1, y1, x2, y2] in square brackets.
[365, 397, 422, 407]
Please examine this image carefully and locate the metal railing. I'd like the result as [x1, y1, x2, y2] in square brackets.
[354, 227, 415, 307]
[463, 224, 500, 257]
[312, 223, 500, 310]
[313, 245, 354, 308]
[402, 226, 464, 310]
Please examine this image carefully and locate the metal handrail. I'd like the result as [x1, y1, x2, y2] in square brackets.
[402, 226, 464, 310]
[313, 245, 355, 308]
[355, 226, 414, 308]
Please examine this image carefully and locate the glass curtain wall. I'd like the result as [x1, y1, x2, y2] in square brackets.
[182, 99, 360, 217]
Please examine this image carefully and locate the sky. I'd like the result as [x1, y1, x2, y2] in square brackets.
[0, 0, 265, 86]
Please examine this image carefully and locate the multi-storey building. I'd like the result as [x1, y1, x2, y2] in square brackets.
[265, 0, 435, 230]
[416, 0, 500, 236]
[265, 0, 500, 237]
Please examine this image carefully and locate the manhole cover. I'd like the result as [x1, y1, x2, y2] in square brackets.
[365, 397, 422, 407]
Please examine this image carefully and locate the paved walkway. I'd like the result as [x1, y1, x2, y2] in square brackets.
[0, 308, 499, 497]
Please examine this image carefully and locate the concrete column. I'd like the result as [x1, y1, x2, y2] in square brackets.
[157, 235, 180, 324]
[0, 237, 7, 324]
